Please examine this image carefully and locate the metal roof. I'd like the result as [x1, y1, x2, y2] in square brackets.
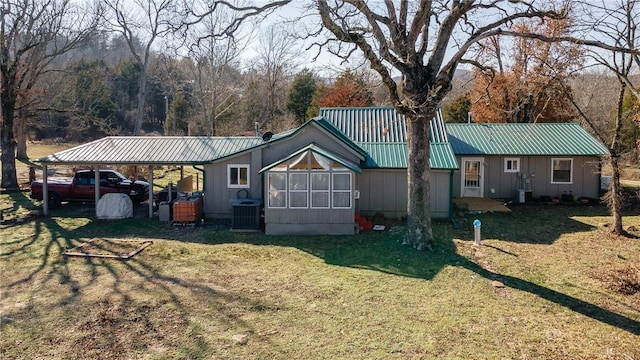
[259, 143, 362, 174]
[446, 123, 609, 156]
[319, 106, 458, 170]
[36, 136, 265, 165]
[357, 143, 458, 169]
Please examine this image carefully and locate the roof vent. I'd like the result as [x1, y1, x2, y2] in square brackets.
[262, 131, 273, 142]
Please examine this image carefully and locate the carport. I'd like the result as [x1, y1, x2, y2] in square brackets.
[34, 136, 225, 218]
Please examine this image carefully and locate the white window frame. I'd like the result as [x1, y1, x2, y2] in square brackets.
[550, 158, 573, 184]
[504, 158, 520, 173]
[310, 173, 330, 209]
[289, 173, 309, 208]
[332, 173, 352, 209]
[227, 164, 250, 188]
[267, 173, 287, 208]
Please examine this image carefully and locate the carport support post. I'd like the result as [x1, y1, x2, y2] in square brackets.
[94, 166, 100, 218]
[42, 164, 49, 216]
[148, 166, 153, 218]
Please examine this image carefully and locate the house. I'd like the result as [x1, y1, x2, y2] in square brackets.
[35, 107, 607, 235]
[446, 122, 608, 201]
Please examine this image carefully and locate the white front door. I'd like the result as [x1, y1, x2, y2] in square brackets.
[461, 158, 484, 197]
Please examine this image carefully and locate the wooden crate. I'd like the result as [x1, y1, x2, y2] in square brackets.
[172, 196, 202, 223]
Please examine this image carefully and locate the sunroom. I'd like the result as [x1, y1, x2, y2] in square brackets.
[260, 143, 362, 235]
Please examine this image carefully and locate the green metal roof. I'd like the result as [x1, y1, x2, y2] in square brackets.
[259, 143, 362, 174]
[36, 136, 264, 165]
[357, 143, 458, 169]
[319, 107, 459, 170]
[446, 123, 609, 156]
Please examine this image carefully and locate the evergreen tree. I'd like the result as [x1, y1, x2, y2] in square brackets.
[287, 69, 317, 124]
[443, 93, 472, 123]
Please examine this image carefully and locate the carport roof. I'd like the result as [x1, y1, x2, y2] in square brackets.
[35, 136, 265, 165]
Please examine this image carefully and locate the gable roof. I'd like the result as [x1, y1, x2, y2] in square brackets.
[320, 106, 458, 169]
[446, 123, 609, 156]
[36, 136, 265, 165]
[35, 119, 367, 166]
[259, 143, 362, 174]
[272, 117, 368, 159]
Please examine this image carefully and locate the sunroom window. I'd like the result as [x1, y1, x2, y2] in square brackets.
[266, 151, 352, 210]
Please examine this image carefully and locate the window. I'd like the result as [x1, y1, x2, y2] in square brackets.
[228, 164, 250, 188]
[332, 173, 352, 208]
[311, 173, 330, 208]
[504, 158, 520, 173]
[268, 173, 287, 208]
[551, 158, 573, 184]
[289, 173, 308, 208]
[266, 150, 353, 209]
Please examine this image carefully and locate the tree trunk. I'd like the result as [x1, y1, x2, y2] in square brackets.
[1, 94, 19, 190]
[133, 65, 148, 135]
[403, 108, 435, 251]
[609, 84, 627, 234]
[608, 155, 625, 234]
[15, 116, 28, 160]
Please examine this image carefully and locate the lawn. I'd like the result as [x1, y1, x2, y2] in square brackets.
[1, 190, 639, 359]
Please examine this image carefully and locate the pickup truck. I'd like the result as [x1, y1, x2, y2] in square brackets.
[30, 169, 150, 209]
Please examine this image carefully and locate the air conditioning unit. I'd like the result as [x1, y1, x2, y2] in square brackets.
[231, 199, 262, 231]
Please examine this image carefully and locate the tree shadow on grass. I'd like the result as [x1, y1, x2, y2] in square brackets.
[225, 220, 640, 336]
[457, 204, 611, 244]
[0, 193, 287, 358]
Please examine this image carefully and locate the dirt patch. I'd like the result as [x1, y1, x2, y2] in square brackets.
[64, 238, 152, 259]
[601, 265, 640, 295]
[75, 300, 187, 359]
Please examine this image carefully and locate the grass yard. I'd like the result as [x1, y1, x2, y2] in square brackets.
[1, 189, 639, 359]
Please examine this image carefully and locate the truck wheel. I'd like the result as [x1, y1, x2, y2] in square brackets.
[48, 192, 62, 209]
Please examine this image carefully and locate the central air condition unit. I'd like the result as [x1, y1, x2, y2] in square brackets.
[231, 199, 262, 231]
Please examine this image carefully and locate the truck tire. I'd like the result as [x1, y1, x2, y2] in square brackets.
[48, 192, 62, 209]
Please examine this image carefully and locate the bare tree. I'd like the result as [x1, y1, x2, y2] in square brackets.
[562, 0, 640, 235]
[252, 25, 299, 130]
[185, 5, 248, 136]
[104, 0, 291, 136]
[313, 0, 629, 250]
[103, 0, 182, 135]
[1, 0, 100, 189]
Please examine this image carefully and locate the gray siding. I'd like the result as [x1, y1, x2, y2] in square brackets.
[262, 126, 364, 166]
[202, 149, 263, 219]
[265, 209, 354, 235]
[357, 169, 451, 219]
[452, 155, 601, 200]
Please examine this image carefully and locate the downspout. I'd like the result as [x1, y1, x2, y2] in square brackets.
[193, 165, 206, 220]
[193, 165, 205, 192]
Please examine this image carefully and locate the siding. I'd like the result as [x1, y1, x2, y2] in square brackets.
[357, 169, 451, 219]
[452, 155, 601, 200]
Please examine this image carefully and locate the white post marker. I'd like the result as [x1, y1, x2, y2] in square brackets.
[473, 219, 482, 246]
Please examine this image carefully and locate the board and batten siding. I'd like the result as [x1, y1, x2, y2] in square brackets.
[261, 125, 363, 167]
[452, 155, 601, 200]
[202, 149, 263, 219]
[357, 169, 451, 219]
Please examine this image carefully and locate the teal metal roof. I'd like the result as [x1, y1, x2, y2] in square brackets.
[271, 117, 368, 158]
[357, 143, 458, 169]
[446, 123, 609, 156]
[259, 143, 362, 174]
[36, 136, 264, 165]
[320, 106, 459, 170]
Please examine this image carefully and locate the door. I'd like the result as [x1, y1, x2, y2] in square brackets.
[461, 158, 484, 197]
